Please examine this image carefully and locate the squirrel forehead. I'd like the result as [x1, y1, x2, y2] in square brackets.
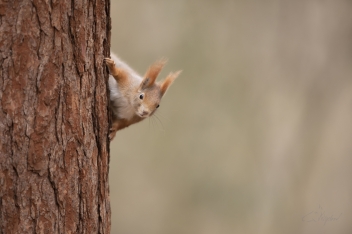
[141, 86, 162, 100]
[140, 82, 161, 93]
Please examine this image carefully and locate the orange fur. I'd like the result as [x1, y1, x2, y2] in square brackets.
[113, 68, 130, 87]
[105, 58, 130, 86]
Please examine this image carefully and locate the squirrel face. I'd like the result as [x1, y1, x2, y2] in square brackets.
[132, 60, 182, 118]
[134, 85, 161, 118]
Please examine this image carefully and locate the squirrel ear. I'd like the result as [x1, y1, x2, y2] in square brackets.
[142, 58, 167, 88]
[160, 70, 182, 96]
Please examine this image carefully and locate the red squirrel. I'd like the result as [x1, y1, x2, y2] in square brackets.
[104, 54, 181, 140]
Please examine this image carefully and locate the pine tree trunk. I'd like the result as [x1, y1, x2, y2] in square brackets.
[0, 0, 111, 233]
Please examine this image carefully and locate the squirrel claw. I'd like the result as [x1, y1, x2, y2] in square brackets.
[109, 128, 117, 141]
[104, 58, 115, 66]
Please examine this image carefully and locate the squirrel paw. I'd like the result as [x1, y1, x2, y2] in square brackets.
[104, 58, 115, 67]
[109, 128, 117, 141]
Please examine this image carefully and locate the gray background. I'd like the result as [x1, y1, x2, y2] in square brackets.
[109, 1, 352, 233]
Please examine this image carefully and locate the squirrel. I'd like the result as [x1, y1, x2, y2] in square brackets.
[104, 53, 181, 140]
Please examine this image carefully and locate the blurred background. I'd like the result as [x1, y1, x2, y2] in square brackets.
[109, 1, 352, 233]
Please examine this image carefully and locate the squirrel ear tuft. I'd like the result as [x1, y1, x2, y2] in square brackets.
[142, 58, 167, 88]
[160, 70, 182, 96]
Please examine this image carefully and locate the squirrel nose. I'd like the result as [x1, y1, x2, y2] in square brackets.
[141, 111, 149, 117]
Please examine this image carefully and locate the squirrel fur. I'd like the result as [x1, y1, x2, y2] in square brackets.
[105, 53, 181, 140]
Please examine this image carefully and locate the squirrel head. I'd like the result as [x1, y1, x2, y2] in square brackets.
[133, 59, 181, 118]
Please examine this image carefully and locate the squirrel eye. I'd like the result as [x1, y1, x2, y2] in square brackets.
[156, 104, 160, 108]
[139, 93, 144, 100]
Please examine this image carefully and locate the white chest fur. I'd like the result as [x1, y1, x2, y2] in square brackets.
[109, 76, 136, 120]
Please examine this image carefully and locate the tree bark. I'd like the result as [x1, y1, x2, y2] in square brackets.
[0, 0, 111, 233]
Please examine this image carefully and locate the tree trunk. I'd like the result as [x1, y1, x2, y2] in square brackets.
[0, 0, 111, 233]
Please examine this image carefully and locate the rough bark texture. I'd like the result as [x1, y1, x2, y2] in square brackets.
[0, 0, 111, 233]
